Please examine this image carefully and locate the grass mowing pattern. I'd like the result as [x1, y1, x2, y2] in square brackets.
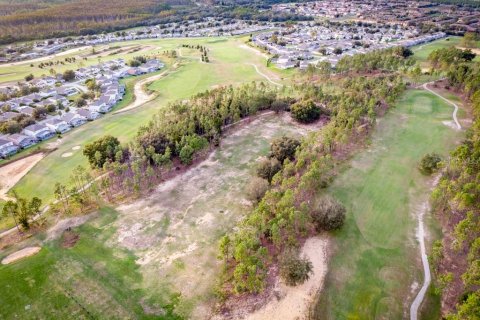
[0, 207, 182, 319]
[314, 89, 464, 319]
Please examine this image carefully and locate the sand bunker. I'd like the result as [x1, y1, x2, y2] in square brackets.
[61, 152, 73, 158]
[0, 153, 44, 200]
[72, 146, 81, 150]
[244, 236, 329, 320]
[2, 246, 41, 265]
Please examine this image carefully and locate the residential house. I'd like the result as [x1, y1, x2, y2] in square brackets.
[61, 112, 87, 127]
[44, 118, 71, 133]
[23, 124, 55, 140]
[76, 108, 101, 120]
[18, 106, 35, 117]
[0, 138, 19, 157]
[8, 133, 36, 149]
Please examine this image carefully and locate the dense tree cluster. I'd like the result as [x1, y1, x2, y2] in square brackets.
[217, 74, 406, 295]
[335, 46, 415, 73]
[428, 47, 476, 70]
[431, 60, 480, 319]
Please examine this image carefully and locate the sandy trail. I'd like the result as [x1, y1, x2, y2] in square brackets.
[244, 236, 328, 320]
[1, 246, 41, 264]
[0, 153, 44, 201]
[113, 65, 176, 114]
[423, 82, 461, 130]
[0, 46, 91, 67]
[247, 63, 282, 87]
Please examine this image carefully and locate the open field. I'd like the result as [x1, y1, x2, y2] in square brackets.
[412, 36, 480, 66]
[314, 89, 465, 319]
[9, 36, 286, 211]
[0, 113, 312, 319]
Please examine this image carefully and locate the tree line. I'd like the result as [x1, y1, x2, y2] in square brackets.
[430, 58, 480, 319]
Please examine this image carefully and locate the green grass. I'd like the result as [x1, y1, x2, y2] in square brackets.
[412, 36, 480, 66]
[0, 207, 181, 319]
[11, 36, 283, 205]
[314, 89, 465, 319]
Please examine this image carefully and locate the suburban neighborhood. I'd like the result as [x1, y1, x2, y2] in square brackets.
[0, 58, 164, 157]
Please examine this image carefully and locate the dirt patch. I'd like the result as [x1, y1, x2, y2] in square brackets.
[46, 214, 95, 241]
[1, 246, 41, 264]
[0, 153, 44, 200]
[215, 236, 329, 320]
[61, 230, 80, 248]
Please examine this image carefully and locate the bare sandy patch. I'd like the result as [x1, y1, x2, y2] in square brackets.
[456, 46, 480, 55]
[46, 213, 95, 241]
[61, 152, 73, 158]
[0, 153, 44, 200]
[114, 63, 178, 114]
[72, 145, 81, 150]
[242, 236, 329, 320]
[2, 246, 41, 264]
[239, 44, 269, 59]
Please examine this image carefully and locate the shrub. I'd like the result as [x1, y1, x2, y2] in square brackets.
[290, 100, 321, 123]
[279, 248, 313, 286]
[83, 135, 121, 168]
[256, 158, 281, 183]
[311, 196, 346, 231]
[245, 177, 269, 202]
[270, 136, 300, 163]
[419, 153, 442, 175]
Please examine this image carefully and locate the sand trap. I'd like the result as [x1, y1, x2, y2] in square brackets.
[2, 246, 41, 265]
[0, 153, 44, 200]
[72, 146, 81, 150]
[61, 152, 73, 158]
[244, 236, 329, 320]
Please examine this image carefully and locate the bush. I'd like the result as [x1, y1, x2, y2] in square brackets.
[256, 158, 281, 183]
[270, 136, 300, 163]
[419, 153, 442, 175]
[246, 177, 269, 202]
[83, 135, 121, 168]
[311, 196, 346, 231]
[279, 248, 313, 286]
[290, 100, 321, 123]
[62, 70, 76, 81]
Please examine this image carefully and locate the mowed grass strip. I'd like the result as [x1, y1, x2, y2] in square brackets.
[11, 37, 275, 205]
[315, 89, 464, 319]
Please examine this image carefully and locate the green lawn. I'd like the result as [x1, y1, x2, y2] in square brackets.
[412, 36, 480, 66]
[314, 89, 465, 319]
[0, 114, 309, 319]
[0, 207, 181, 319]
[10, 36, 284, 206]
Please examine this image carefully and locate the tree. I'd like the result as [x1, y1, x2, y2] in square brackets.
[24, 74, 34, 82]
[245, 177, 269, 202]
[419, 153, 442, 175]
[461, 32, 479, 49]
[290, 100, 321, 123]
[256, 158, 281, 183]
[2, 200, 20, 232]
[279, 248, 313, 286]
[269, 136, 300, 163]
[311, 196, 346, 231]
[333, 47, 343, 55]
[83, 135, 121, 168]
[62, 70, 76, 81]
